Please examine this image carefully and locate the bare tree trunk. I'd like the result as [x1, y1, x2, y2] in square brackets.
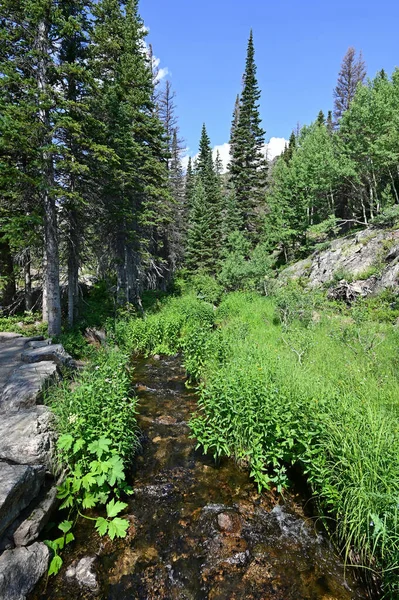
[67, 209, 79, 328]
[42, 251, 48, 322]
[389, 169, 399, 205]
[0, 235, 15, 311]
[24, 249, 32, 311]
[37, 15, 61, 336]
[116, 227, 127, 306]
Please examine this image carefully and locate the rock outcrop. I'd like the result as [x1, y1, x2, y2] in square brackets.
[0, 543, 49, 600]
[279, 226, 399, 297]
[0, 333, 73, 599]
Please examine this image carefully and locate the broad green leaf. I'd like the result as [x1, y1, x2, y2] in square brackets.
[73, 438, 85, 454]
[48, 555, 63, 577]
[65, 532, 75, 545]
[108, 455, 125, 486]
[106, 498, 127, 518]
[82, 472, 96, 490]
[82, 493, 97, 509]
[88, 437, 111, 459]
[54, 536, 66, 550]
[58, 520, 72, 534]
[57, 434, 74, 452]
[44, 540, 58, 552]
[95, 517, 108, 537]
[107, 517, 129, 540]
[59, 496, 74, 510]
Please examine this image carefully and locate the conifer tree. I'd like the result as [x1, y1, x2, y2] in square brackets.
[166, 128, 186, 270]
[91, 0, 171, 303]
[283, 131, 296, 163]
[185, 178, 215, 273]
[317, 110, 325, 126]
[326, 110, 334, 134]
[185, 156, 195, 211]
[334, 47, 366, 122]
[184, 125, 222, 272]
[229, 31, 267, 240]
[0, 0, 62, 334]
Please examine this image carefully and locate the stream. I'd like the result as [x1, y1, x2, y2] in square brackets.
[31, 355, 369, 599]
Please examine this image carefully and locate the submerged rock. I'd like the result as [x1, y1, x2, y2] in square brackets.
[66, 556, 99, 593]
[0, 542, 49, 600]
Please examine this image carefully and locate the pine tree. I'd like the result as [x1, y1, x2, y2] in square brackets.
[185, 156, 195, 212]
[185, 178, 215, 273]
[283, 131, 296, 163]
[55, 0, 97, 327]
[184, 125, 222, 273]
[91, 0, 171, 303]
[0, 0, 62, 334]
[167, 128, 186, 270]
[229, 30, 267, 240]
[326, 110, 334, 134]
[333, 47, 366, 122]
[316, 110, 325, 126]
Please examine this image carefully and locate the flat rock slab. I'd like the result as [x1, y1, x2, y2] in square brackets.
[0, 407, 54, 468]
[0, 464, 45, 538]
[13, 486, 58, 547]
[0, 333, 23, 342]
[0, 362, 58, 413]
[0, 542, 49, 600]
[21, 344, 75, 369]
[25, 340, 52, 350]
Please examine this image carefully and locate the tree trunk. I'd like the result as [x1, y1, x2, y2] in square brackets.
[0, 235, 16, 311]
[116, 227, 127, 306]
[42, 251, 48, 322]
[24, 249, 32, 312]
[67, 209, 79, 328]
[37, 15, 61, 336]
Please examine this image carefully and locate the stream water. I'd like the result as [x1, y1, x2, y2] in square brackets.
[31, 355, 369, 600]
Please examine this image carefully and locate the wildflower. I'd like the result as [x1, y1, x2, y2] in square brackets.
[68, 414, 78, 424]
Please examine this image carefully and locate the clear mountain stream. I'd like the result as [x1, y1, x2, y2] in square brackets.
[30, 355, 370, 600]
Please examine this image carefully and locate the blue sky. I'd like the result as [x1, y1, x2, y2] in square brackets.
[140, 0, 399, 159]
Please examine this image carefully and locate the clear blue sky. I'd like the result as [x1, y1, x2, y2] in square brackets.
[140, 0, 399, 154]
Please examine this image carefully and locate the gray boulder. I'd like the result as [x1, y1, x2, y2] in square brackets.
[0, 362, 58, 413]
[0, 408, 54, 469]
[0, 542, 49, 600]
[21, 344, 76, 369]
[13, 486, 59, 547]
[0, 463, 45, 538]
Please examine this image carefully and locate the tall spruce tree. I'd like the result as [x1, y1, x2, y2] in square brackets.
[185, 178, 215, 273]
[91, 0, 171, 303]
[0, 0, 62, 334]
[334, 47, 366, 122]
[185, 125, 221, 272]
[185, 156, 195, 211]
[229, 30, 267, 240]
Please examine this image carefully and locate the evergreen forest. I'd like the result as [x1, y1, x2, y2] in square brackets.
[1, 2, 399, 598]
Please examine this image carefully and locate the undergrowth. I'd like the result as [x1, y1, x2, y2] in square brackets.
[115, 286, 399, 598]
[44, 335, 139, 575]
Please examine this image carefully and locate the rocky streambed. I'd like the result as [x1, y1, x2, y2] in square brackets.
[0, 332, 75, 600]
[30, 355, 369, 600]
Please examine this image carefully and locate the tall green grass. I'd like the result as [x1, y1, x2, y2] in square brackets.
[117, 289, 399, 597]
